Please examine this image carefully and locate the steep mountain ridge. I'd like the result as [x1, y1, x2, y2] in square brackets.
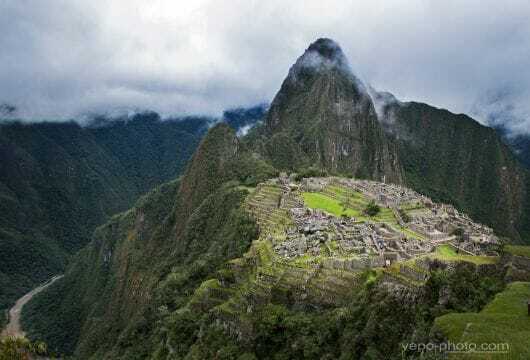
[0, 107, 267, 323]
[494, 125, 530, 169]
[0, 113, 237, 323]
[22, 123, 273, 357]
[372, 94, 527, 240]
[257, 38, 402, 183]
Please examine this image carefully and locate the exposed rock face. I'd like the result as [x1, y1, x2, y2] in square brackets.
[263, 38, 403, 183]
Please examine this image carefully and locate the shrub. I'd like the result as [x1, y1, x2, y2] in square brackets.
[364, 201, 380, 217]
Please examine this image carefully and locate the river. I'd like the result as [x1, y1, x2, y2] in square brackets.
[1, 275, 64, 338]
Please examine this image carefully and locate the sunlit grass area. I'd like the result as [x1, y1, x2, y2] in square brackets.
[327, 185, 369, 206]
[435, 282, 530, 360]
[302, 189, 427, 240]
[302, 192, 361, 217]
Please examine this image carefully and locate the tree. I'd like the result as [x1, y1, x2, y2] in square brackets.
[364, 201, 380, 217]
[0, 336, 47, 360]
[398, 208, 411, 223]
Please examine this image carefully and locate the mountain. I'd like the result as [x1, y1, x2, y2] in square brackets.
[250, 38, 527, 241]
[371, 93, 527, 240]
[21, 125, 514, 359]
[0, 114, 207, 318]
[492, 125, 530, 169]
[252, 38, 402, 183]
[503, 133, 530, 168]
[469, 87, 530, 169]
[21, 124, 275, 356]
[0, 104, 17, 118]
[17, 38, 530, 358]
[0, 109, 264, 323]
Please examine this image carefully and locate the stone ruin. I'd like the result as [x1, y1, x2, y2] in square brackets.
[264, 175, 499, 269]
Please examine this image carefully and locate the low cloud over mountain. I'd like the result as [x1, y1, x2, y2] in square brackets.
[1, 0, 530, 134]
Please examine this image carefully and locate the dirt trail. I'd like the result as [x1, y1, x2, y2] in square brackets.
[1, 275, 63, 338]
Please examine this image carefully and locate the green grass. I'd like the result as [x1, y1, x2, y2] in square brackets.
[303, 191, 428, 241]
[302, 192, 360, 218]
[437, 244, 458, 257]
[429, 245, 498, 265]
[399, 202, 425, 211]
[435, 282, 530, 359]
[399, 226, 426, 241]
[505, 245, 530, 258]
[327, 186, 369, 206]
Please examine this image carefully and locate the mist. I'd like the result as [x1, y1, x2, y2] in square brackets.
[1, 0, 530, 133]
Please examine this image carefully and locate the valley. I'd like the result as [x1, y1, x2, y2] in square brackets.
[1, 275, 63, 338]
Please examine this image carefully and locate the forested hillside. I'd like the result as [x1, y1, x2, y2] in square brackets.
[378, 100, 528, 241]
[0, 109, 264, 321]
[22, 124, 276, 357]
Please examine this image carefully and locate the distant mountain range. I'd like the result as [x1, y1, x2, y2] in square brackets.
[0, 106, 266, 321]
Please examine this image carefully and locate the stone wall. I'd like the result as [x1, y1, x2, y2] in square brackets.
[322, 256, 385, 271]
[511, 255, 530, 269]
[399, 264, 428, 282]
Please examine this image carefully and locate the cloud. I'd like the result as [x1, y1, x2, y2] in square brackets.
[1, 0, 530, 132]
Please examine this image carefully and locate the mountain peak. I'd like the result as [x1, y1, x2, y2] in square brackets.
[289, 38, 350, 77]
[306, 38, 344, 60]
[263, 38, 402, 183]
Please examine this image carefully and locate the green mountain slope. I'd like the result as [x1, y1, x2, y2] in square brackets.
[0, 115, 207, 318]
[435, 281, 530, 359]
[376, 98, 527, 240]
[21, 122, 511, 359]
[252, 38, 402, 183]
[21, 124, 275, 357]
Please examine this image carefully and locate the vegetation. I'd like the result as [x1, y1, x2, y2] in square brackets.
[430, 245, 498, 265]
[21, 124, 268, 358]
[363, 200, 381, 217]
[223, 104, 267, 132]
[151, 261, 505, 359]
[435, 282, 530, 359]
[391, 101, 527, 241]
[0, 114, 209, 319]
[0, 336, 48, 360]
[398, 208, 411, 223]
[302, 192, 357, 217]
[505, 245, 530, 258]
[293, 166, 328, 181]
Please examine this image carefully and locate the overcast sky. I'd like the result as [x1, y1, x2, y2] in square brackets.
[1, 0, 529, 133]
